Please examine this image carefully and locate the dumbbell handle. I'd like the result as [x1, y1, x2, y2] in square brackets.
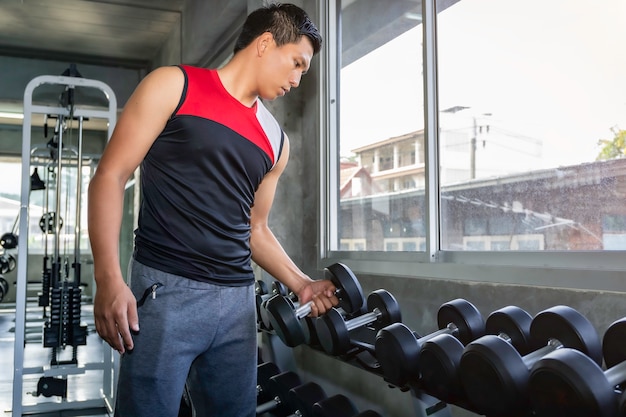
[294, 301, 314, 319]
[344, 308, 382, 332]
[292, 287, 345, 319]
[522, 338, 563, 369]
[256, 396, 281, 414]
[605, 360, 626, 387]
[495, 332, 512, 344]
[416, 322, 458, 345]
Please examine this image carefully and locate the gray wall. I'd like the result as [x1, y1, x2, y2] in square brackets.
[0, 55, 143, 108]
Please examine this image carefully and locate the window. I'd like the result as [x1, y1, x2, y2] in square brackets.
[0, 159, 92, 256]
[333, 0, 626, 254]
[337, 0, 425, 252]
[603, 215, 626, 250]
[437, 0, 626, 251]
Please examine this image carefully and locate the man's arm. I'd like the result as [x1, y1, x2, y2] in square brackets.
[250, 136, 338, 316]
[88, 66, 184, 353]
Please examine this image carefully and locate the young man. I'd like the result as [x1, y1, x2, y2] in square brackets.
[88, 4, 337, 416]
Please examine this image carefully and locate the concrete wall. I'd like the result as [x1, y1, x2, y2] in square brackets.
[0, 55, 143, 108]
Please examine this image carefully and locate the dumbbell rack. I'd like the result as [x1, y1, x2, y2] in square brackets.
[12, 73, 118, 417]
[260, 318, 453, 417]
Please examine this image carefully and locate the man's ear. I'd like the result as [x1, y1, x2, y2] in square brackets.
[256, 32, 274, 56]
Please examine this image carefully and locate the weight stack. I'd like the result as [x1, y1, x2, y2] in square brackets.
[43, 286, 87, 348]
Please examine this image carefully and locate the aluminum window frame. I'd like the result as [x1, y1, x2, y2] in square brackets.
[319, 0, 626, 293]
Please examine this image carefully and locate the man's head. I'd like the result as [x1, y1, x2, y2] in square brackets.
[234, 3, 322, 56]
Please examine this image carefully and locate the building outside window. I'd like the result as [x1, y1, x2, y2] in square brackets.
[336, 0, 626, 252]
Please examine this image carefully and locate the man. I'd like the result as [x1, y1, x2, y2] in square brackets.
[88, 4, 337, 416]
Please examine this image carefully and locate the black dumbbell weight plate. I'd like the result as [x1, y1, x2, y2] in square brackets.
[288, 382, 327, 417]
[530, 305, 603, 366]
[602, 317, 626, 368]
[460, 334, 531, 416]
[265, 371, 302, 417]
[529, 348, 616, 417]
[301, 315, 320, 346]
[266, 295, 305, 347]
[256, 294, 269, 328]
[367, 289, 401, 331]
[257, 362, 281, 404]
[316, 308, 349, 355]
[437, 299, 485, 344]
[486, 305, 534, 355]
[418, 333, 466, 404]
[313, 394, 359, 417]
[324, 263, 364, 314]
[375, 322, 419, 387]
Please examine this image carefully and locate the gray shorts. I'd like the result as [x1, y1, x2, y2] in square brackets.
[114, 259, 257, 417]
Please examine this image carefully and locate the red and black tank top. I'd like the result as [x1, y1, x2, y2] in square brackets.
[133, 65, 284, 285]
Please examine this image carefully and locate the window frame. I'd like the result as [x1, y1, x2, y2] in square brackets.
[318, 0, 626, 293]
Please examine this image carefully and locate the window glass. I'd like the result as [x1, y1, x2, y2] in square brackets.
[438, 0, 626, 251]
[0, 158, 92, 256]
[338, 0, 425, 251]
[337, 0, 626, 252]
[0, 160, 21, 239]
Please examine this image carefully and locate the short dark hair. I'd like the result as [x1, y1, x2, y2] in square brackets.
[233, 3, 322, 55]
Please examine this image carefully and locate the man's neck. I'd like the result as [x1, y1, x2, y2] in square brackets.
[217, 55, 259, 108]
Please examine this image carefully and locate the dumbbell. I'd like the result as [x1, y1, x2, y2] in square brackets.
[257, 280, 301, 330]
[263, 283, 322, 345]
[256, 280, 269, 296]
[528, 317, 626, 417]
[418, 305, 535, 407]
[272, 280, 294, 298]
[374, 298, 485, 388]
[285, 382, 328, 417]
[265, 263, 365, 347]
[315, 289, 401, 355]
[312, 394, 382, 417]
[256, 371, 303, 416]
[459, 305, 602, 417]
[257, 362, 281, 404]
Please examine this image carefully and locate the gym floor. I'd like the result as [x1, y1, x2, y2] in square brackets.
[0, 301, 110, 417]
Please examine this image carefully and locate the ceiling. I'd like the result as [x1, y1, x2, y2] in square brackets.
[0, 0, 224, 69]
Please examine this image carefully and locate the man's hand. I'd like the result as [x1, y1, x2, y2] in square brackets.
[296, 279, 338, 317]
[93, 279, 139, 354]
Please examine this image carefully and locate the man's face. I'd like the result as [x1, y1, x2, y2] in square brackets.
[258, 35, 314, 100]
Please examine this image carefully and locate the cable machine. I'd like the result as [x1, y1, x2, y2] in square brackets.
[12, 69, 117, 416]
